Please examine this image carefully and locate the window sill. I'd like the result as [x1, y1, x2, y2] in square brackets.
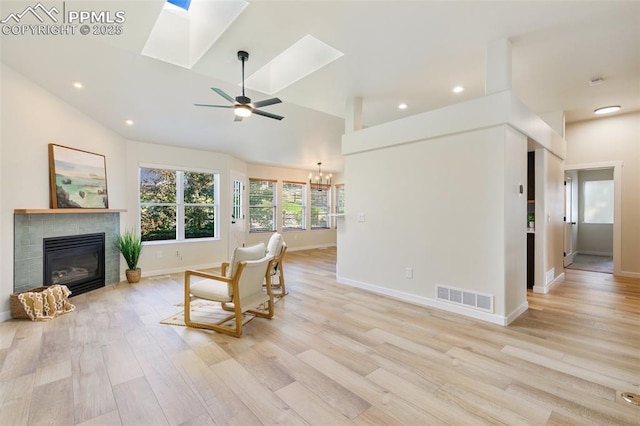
[143, 237, 219, 246]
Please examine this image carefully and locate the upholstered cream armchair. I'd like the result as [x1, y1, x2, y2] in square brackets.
[266, 233, 288, 298]
[184, 243, 275, 337]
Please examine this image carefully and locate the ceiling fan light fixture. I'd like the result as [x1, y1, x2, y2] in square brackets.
[594, 105, 620, 115]
[234, 104, 252, 117]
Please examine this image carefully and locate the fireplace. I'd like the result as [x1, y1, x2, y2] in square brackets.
[43, 233, 105, 296]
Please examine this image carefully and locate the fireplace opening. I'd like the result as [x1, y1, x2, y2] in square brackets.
[43, 233, 105, 296]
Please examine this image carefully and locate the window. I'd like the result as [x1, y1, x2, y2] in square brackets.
[249, 179, 276, 232]
[584, 180, 614, 224]
[282, 182, 306, 231]
[232, 179, 243, 222]
[140, 167, 217, 242]
[334, 184, 345, 228]
[311, 185, 331, 229]
[335, 184, 345, 214]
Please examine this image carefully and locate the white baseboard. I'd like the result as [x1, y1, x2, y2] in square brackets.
[135, 244, 336, 281]
[533, 271, 565, 294]
[287, 243, 336, 252]
[121, 262, 222, 282]
[0, 311, 12, 322]
[336, 275, 511, 326]
[618, 270, 640, 279]
[505, 301, 529, 325]
[577, 250, 613, 257]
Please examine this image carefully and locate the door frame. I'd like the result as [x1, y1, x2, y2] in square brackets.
[563, 172, 577, 267]
[564, 161, 622, 276]
[228, 171, 246, 258]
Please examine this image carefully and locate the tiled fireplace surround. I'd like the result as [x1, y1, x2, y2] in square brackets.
[14, 213, 121, 293]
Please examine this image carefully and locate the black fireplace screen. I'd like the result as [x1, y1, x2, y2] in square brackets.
[43, 233, 105, 296]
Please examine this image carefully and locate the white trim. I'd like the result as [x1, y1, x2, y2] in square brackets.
[577, 250, 613, 257]
[124, 262, 222, 282]
[287, 243, 336, 252]
[564, 161, 622, 276]
[533, 271, 565, 294]
[336, 275, 511, 326]
[0, 311, 12, 322]
[505, 301, 529, 325]
[618, 270, 640, 279]
[124, 244, 336, 280]
[138, 161, 221, 175]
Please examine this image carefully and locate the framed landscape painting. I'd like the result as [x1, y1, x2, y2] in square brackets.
[49, 144, 109, 208]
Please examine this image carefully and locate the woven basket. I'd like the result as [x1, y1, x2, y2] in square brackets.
[10, 287, 48, 319]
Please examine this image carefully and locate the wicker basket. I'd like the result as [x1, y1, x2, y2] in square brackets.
[10, 287, 48, 319]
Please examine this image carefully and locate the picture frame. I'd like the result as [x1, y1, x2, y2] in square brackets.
[48, 144, 109, 209]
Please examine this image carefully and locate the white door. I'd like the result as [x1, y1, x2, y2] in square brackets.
[229, 172, 246, 257]
[564, 173, 577, 266]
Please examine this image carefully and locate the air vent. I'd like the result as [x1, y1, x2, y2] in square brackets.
[436, 285, 494, 313]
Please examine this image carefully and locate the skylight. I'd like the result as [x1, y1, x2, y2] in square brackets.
[244, 35, 344, 95]
[142, 0, 248, 69]
[167, 0, 192, 12]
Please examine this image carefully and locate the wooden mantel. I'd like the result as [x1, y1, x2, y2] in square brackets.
[15, 208, 127, 214]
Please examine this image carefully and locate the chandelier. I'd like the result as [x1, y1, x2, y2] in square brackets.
[309, 162, 332, 191]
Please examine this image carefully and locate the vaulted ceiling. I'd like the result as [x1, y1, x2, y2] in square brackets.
[2, 0, 639, 172]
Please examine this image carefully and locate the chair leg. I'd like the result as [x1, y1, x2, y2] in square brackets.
[278, 267, 287, 296]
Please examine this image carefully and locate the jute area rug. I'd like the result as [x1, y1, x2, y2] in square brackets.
[160, 298, 280, 328]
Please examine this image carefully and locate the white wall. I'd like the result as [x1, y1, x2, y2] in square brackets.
[0, 64, 127, 314]
[245, 163, 339, 250]
[339, 125, 525, 323]
[124, 141, 234, 276]
[504, 127, 528, 318]
[577, 168, 614, 256]
[339, 91, 566, 325]
[565, 112, 640, 276]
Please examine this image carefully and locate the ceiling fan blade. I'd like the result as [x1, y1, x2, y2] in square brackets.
[234, 115, 243, 122]
[194, 104, 233, 108]
[252, 109, 284, 121]
[252, 97, 282, 108]
[211, 88, 235, 104]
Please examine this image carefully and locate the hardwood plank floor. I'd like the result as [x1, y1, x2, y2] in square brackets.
[0, 247, 639, 425]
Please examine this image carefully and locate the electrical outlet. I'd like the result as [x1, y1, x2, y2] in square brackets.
[357, 213, 366, 222]
[156, 251, 162, 259]
[405, 267, 413, 279]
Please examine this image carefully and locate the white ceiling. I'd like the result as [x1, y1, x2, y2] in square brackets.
[2, 0, 639, 173]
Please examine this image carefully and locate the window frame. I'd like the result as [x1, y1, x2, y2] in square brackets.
[248, 178, 277, 233]
[139, 165, 219, 244]
[282, 181, 306, 231]
[310, 184, 331, 230]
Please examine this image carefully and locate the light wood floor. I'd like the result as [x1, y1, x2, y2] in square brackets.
[1, 247, 639, 425]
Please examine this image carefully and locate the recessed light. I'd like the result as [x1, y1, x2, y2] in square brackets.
[594, 106, 620, 115]
[72, 82, 83, 89]
[398, 103, 408, 110]
[453, 86, 464, 93]
[125, 119, 134, 126]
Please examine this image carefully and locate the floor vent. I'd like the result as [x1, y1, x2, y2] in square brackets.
[436, 285, 494, 313]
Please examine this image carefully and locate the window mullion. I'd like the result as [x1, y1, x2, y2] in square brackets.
[176, 171, 185, 240]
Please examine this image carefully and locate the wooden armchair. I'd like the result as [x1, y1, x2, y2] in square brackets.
[266, 233, 288, 298]
[184, 243, 275, 337]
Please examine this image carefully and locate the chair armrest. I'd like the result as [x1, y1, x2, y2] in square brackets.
[185, 269, 231, 284]
[221, 262, 230, 277]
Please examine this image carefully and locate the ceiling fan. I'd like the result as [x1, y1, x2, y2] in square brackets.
[195, 50, 284, 121]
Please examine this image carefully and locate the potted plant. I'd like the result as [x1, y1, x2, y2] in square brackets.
[528, 214, 535, 230]
[116, 229, 144, 283]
